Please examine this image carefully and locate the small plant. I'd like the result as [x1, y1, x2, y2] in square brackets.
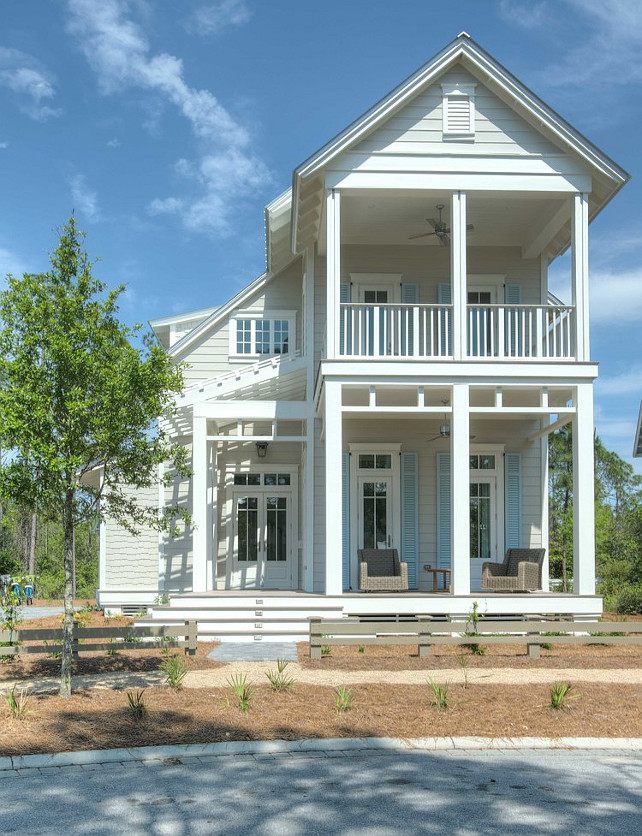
[265, 659, 295, 692]
[4, 684, 31, 720]
[463, 600, 487, 655]
[154, 593, 170, 606]
[321, 635, 331, 656]
[43, 638, 63, 659]
[107, 637, 119, 656]
[160, 654, 188, 689]
[126, 690, 147, 720]
[550, 681, 579, 710]
[226, 673, 254, 711]
[428, 678, 450, 710]
[335, 685, 353, 714]
[457, 654, 470, 688]
[539, 642, 552, 651]
[0, 589, 23, 645]
[358, 645, 365, 653]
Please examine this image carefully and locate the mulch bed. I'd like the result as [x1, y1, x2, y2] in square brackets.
[1, 682, 640, 757]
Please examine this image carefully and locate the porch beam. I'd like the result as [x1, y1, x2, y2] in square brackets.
[573, 383, 595, 595]
[524, 414, 572, 445]
[340, 405, 574, 416]
[195, 401, 313, 420]
[522, 200, 571, 260]
[451, 383, 470, 595]
[206, 435, 306, 443]
[324, 380, 343, 595]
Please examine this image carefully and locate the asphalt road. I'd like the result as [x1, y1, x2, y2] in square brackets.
[1, 746, 640, 835]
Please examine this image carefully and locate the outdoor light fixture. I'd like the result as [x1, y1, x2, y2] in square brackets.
[255, 441, 269, 458]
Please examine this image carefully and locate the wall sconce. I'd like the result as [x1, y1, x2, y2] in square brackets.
[255, 441, 269, 458]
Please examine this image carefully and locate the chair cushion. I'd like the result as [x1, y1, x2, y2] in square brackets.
[365, 552, 396, 577]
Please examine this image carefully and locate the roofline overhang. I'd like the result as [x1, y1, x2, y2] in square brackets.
[290, 33, 630, 255]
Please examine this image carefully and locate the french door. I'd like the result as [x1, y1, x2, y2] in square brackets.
[357, 476, 394, 550]
[231, 491, 291, 589]
[359, 286, 394, 356]
[470, 477, 496, 589]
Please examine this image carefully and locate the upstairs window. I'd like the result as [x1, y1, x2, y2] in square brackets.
[441, 83, 476, 138]
[230, 312, 295, 359]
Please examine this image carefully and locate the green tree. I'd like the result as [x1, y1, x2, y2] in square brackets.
[548, 425, 574, 591]
[0, 217, 189, 696]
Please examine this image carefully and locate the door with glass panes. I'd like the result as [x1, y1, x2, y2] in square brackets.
[230, 472, 292, 589]
[469, 475, 497, 590]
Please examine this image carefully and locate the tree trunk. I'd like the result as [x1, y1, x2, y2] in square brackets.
[60, 488, 75, 698]
[28, 510, 37, 577]
[72, 524, 76, 600]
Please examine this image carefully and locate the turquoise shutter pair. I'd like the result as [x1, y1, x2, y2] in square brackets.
[340, 283, 419, 357]
[341, 452, 419, 590]
[436, 452, 522, 567]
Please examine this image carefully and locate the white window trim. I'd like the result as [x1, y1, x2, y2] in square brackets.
[441, 83, 476, 138]
[229, 310, 296, 360]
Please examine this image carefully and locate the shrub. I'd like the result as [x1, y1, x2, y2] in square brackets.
[160, 655, 188, 689]
[604, 584, 642, 615]
[427, 678, 450, 710]
[226, 673, 254, 711]
[4, 684, 31, 719]
[335, 686, 353, 714]
[126, 690, 147, 720]
[550, 681, 579, 710]
[265, 659, 295, 692]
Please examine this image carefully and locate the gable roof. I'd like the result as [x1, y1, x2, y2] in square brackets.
[290, 32, 629, 255]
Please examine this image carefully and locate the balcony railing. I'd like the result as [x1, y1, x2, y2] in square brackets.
[339, 303, 575, 360]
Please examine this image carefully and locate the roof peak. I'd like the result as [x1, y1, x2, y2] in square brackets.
[457, 31, 471, 39]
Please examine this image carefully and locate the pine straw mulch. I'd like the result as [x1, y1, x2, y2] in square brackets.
[0, 681, 640, 757]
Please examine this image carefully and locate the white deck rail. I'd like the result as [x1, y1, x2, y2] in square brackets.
[339, 303, 574, 361]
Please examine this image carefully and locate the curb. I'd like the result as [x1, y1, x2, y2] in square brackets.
[1, 736, 641, 772]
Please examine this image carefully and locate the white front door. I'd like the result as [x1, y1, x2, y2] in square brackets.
[357, 476, 394, 550]
[470, 476, 496, 590]
[231, 490, 292, 589]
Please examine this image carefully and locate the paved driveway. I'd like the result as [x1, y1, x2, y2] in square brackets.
[1, 746, 640, 835]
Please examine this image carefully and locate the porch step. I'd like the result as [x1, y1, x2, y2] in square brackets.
[140, 594, 346, 643]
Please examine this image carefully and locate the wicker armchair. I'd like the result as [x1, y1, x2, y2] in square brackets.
[358, 549, 408, 592]
[481, 548, 545, 592]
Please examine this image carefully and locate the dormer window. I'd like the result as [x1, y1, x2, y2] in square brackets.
[441, 83, 476, 138]
[230, 311, 295, 359]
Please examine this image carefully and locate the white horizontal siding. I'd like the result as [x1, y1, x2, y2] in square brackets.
[161, 439, 194, 593]
[104, 485, 159, 589]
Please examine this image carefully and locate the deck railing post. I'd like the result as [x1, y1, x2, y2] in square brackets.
[186, 619, 197, 656]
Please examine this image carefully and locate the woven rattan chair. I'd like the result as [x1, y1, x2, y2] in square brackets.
[481, 548, 545, 592]
[358, 549, 408, 592]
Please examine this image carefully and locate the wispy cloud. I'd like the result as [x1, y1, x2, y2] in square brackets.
[106, 137, 121, 148]
[185, 1, 252, 36]
[538, 0, 642, 87]
[70, 174, 101, 223]
[0, 141, 7, 149]
[497, 0, 548, 29]
[0, 47, 61, 121]
[66, 0, 271, 236]
[0, 244, 33, 287]
[596, 366, 642, 397]
[589, 267, 642, 325]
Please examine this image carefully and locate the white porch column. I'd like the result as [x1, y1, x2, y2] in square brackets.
[303, 418, 315, 592]
[451, 383, 470, 595]
[326, 189, 341, 359]
[208, 443, 218, 589]
[573, 383, 595, 595]
[324, 380, 343, 595]
[571, 193, 590, 362]
[451, 191, 467, 361]
[192, 414, 210, 592]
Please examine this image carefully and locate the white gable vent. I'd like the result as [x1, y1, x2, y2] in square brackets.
[441, 83, 476, 138]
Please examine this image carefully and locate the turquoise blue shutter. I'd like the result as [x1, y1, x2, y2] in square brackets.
[339, 283, 350, 355]
[505, 283, 522, 357]
[401, 452, 419, 588]
[504, 453, 522, 549]
[342, 452, 350, 590]
[436, 452, 451, 569]
[437, 283, 452, 356]
[401, 283, 418, 357]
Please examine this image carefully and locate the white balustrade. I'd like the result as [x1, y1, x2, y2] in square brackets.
[339, 303, 574, 360]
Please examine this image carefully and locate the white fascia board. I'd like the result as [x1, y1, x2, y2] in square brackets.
[149, 305, 218, 330]
[168, 272, 270, 358]
[633, 400, 642, 457]
[194, 400, 313, 420]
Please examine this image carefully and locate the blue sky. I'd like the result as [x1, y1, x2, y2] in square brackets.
[0, 0, 641, 469]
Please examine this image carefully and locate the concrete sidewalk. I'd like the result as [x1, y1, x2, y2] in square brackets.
[3, 662, 642, 694]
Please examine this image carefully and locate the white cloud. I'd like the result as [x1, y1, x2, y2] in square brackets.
[497, 0, 548, 29]
[0, 245, 31, 279]
[185, 1, 252, 36]
[106, 137, 121, 148]
[0, 47, 61, 120]
[589, 267, 642, 324]
[0, 141, 7, 149]
[66, 0, 271, 236]
[596, 366, 642, 397]
[70, 173, 101, 222]
[538, 0, 642, 87]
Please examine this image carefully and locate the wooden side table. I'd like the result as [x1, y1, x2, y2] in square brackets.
[424, 567, 451, 593]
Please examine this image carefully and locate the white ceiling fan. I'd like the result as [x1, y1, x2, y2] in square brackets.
[408, 204, 474, 246]
[426, 400, 476, 442]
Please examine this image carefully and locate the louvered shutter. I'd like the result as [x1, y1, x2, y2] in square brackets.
[505, 283, 522, 357]
[438, 283, 452, 357]
[339, 283, 351, 356]
[342, 452, 350, 590]
[401, 283, 418, 356]
[436, 452, 451, 569]
[401, 452, 419, 588]
[504, 453, 522, 549]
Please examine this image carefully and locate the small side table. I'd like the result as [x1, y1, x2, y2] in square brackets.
[424, 567, 451, 593]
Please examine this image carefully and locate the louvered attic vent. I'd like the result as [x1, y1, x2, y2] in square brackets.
[442, 83, 476, 138]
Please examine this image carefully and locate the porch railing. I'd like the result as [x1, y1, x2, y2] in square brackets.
[339, 303, 575, 360]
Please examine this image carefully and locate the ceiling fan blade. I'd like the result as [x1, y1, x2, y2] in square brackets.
[439, 233, 450, 247]
[408, 231, 434, 240]
[466, 223, 475, 231]
[426, 218, 438, 230]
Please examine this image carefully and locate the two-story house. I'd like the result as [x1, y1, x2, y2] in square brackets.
[98, 33, 628, 640]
